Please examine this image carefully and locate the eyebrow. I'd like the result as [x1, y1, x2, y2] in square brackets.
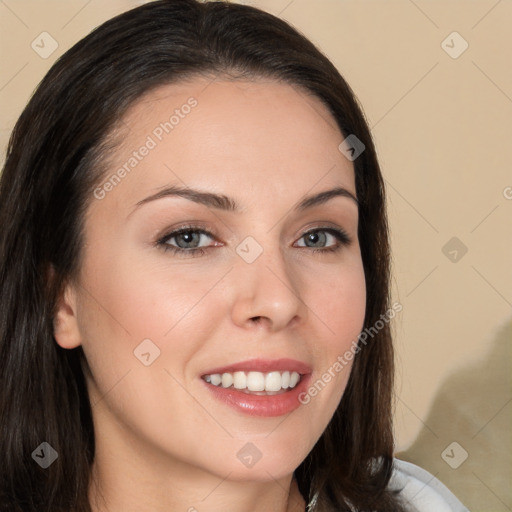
[131, 184, 358, 216]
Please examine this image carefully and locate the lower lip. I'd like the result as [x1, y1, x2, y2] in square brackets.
[201, 374, 312, 417]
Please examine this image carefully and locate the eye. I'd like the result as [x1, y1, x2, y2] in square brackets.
[295, 227, 351, 254]
[156, 225, 352, 258]
[157, 225, 217, 258]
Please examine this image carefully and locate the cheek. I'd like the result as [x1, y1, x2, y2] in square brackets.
[75, 244, 222, 381]
[300, 257, 366, 406]
[78, 239, 188, 335]
[313, 257, 366, 347]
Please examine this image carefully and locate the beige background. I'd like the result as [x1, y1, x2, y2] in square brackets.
[1, 1, 511, 510]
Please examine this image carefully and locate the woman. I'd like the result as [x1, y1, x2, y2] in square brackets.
[0, 1, 470, 511]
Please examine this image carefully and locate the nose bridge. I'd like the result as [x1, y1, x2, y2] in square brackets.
[230, 230, 305, 330]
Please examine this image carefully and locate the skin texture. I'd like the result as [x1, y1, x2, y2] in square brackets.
[53, 77, 366, 512]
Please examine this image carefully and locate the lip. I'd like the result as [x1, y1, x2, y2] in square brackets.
[201, 358, 312, 376]
[200, 358, 312, 417]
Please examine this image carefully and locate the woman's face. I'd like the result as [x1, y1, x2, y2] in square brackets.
[56, 77, 366, 483]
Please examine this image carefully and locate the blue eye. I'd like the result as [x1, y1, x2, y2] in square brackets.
[296, 228, 351, 253]
[157, 225, 351, 257]
[157, 226, 214, 258]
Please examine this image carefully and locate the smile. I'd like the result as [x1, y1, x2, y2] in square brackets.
[202, 370, 302, 394]
[200, 358, 312, 417]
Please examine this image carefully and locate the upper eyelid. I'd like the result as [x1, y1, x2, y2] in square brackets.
[160, 226, 215, 241]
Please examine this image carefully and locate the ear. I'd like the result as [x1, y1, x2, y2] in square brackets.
[53, 276, 82, 350]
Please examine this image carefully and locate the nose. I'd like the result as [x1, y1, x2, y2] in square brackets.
[230, 241, 306, 332]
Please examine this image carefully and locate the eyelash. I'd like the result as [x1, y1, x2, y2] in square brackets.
[156, 224, 352, 258]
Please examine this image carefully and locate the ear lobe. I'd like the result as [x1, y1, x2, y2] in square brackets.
[53, 281, 82, 349]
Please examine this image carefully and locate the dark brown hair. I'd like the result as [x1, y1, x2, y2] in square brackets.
[0, 1, 405, 510]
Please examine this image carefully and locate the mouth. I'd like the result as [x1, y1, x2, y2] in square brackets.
[202, 370, 303, 395]
[199, 358, 312, 417]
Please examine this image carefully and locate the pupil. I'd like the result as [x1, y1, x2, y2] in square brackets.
[178, 231, 198, 248]
[307, 232, 325, 248]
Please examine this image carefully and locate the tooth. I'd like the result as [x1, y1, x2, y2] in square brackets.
[206, 369, 304, 391]
[210, 374, 222, 386]
[289, 371, 300, 387]
[247, 371, 265, 391]
[233, 371, 247, 389]
[221, 373, 233, 388]
[265, 371, 283, 392]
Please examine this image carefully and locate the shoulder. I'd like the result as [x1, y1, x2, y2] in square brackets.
[387, 458, 470, 512]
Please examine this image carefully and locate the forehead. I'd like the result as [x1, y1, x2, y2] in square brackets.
[92, 76, 355, 216]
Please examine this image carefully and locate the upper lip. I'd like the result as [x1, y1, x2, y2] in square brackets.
[201, 358, 312, 376]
